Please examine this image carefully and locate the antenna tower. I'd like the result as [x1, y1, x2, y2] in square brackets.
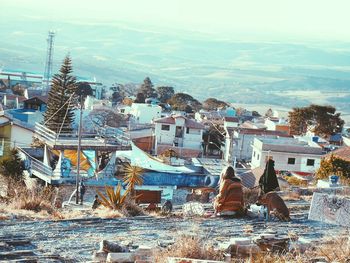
[43, 31, 55, 95]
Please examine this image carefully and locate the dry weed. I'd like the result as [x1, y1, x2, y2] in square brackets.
[120, 198, 145, 217]
[154, 235, 224, 262]
[282, 191, 301, 201]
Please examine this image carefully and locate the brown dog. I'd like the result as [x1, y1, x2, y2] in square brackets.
[257, 192, 290, 221]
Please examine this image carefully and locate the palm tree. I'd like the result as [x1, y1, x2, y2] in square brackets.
[123, 164, 144, 197]
[96, 184, 128, 210]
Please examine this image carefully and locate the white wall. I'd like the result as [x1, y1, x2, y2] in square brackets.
[264, 119, 277, 131]
[10, 125, 33, 147]
[130, 103, 162, 124]
[251, 145, 322, 173]
[155, 119, 203, 153]
[231, 133, 281, 161]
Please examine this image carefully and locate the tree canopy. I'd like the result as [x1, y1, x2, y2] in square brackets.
[43, 56, 77, 133]
[202, 98, 228, 111]
[134, 92, 145, 103]
[137, 77, 157, 99]
[316, 155, 350, 180]
[167, 93, 202, 113]
[157, 86, 175, 103]
[288, 104, 344, 137]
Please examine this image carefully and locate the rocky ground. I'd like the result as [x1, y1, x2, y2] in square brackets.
[0, 199, 347, 262]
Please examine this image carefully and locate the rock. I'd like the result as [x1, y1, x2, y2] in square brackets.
[229, 237, 252, 246]
[106, 252, 134, 263]
[134, 245, 154, 262]
[308, 192, 350, 227]
[100, 240, 130, 253]
[157, 239, 175, 248]
[182, 202, 205, 217]
[92, 250, 108, 262]
[230, 244, 261, 256]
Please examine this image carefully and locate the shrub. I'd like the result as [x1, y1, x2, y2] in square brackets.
[97, 184, 128, 210]
[9, 184, 56, 213]
[154, 235, 223, 262]
[285, 176, 308, 187]
[0, 148, 24, 182]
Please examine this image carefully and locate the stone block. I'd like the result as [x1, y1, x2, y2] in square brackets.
[229, 237, 252, 246]
[92, 250, 108, 262]
[308, 192, 350, 227]
[100, 240, 130, 253]
[134, 245, 154, 262]
[230, 244, 261, 256]
[106, 252, 135, 263]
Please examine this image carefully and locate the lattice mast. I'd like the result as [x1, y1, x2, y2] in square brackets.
[43, 31, 55, 95]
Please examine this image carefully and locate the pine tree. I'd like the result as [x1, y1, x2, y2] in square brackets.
[137, 77, 156, 98]
[43, 56, 77, 134]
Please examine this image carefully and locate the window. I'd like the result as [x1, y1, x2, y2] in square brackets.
[161, 124, 170, 131]
[186, 127, 190, 134]
[307, 159, 315, 166]
[253, 151, 256, 157]
[288, 158, 296, 165]
[257, 154, 260, 160]
[175, 126, 183, 138]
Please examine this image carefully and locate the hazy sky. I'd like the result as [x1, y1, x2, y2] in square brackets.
[2, 0, 350, 40]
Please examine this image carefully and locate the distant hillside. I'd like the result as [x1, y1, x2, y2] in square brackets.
[0, 18, 350, 115]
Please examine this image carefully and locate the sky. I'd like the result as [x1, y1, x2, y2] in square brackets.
[2, 0, 350, 41]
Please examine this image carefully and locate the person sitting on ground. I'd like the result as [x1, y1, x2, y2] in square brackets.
[214, 166, 244, 216]
[92, 195, 100, 210]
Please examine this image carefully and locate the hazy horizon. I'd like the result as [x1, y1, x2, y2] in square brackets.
[2, 0, 350, 42]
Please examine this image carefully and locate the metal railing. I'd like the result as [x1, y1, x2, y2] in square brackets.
[35, 122, 132, 147]
[17, 147, 53, 178]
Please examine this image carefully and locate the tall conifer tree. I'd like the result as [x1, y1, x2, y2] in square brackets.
[43, 56, 77, 133]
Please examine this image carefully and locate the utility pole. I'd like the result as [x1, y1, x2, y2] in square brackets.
[75, 94, 83, 204]
[75, 82, 93, 204]
[43, 31, 55, 95]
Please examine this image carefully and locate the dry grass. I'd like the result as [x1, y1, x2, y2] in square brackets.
[120, 198, 145, 217]
[281, 191, 301, 201]
[285, 176, 308, 187]
[154, 235, 224, 262]
[309, 235, 350, 262]
[10, 185, 56, 213]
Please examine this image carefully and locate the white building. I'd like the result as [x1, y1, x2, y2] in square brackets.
[153, 115, 205, 158]
[251, 137, 324, 174]
[129, 103, 162, 124]
[224, 128, 292, 163]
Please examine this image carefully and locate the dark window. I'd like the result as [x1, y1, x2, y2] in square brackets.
[161, 124, 170, 131]
[186, 127, 190, 134]
[307, 159, 315, 166]
[257, 154, 260, 160]
[175, 126, 183, 138]
[288, 158, 296, 165]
